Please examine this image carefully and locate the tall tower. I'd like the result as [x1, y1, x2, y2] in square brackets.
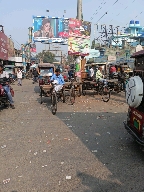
[77, 0, 83, 20]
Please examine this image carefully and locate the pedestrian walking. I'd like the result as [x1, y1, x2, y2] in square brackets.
[17, 68, 22, 86]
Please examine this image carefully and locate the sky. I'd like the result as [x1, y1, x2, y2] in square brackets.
[0, 0, 144, 54]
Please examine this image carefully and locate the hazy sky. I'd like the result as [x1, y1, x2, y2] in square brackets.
[0, 0, 143, 53]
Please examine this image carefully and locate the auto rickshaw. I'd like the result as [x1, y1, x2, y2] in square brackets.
[124, 50, 144, 145]
[4, 65, 16, 83]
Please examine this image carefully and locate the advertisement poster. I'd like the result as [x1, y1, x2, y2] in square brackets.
[68, 18, 91, 38]
[68, 36, 90, 56]
[33, 16, 69, 43]
[30, 43, 36, 52]
[0, 31, 8, 60]
[68, 18, 91, 55]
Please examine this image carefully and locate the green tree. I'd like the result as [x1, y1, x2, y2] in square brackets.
[36, 50, 56, 63]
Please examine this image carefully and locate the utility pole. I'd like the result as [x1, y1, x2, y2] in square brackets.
[77, 0, 82, 20]
[21, 27, 33, 72]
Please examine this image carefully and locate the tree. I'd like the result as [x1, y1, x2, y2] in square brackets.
[36, 50, 56, 63]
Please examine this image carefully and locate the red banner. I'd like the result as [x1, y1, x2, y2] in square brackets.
[0, 31, 8, 60]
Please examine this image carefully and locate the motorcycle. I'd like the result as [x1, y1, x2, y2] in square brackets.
[9, 73, 16, 84]
[0, 78, 14, 108]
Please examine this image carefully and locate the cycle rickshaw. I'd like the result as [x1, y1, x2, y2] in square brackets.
[38, 63, 65, 115]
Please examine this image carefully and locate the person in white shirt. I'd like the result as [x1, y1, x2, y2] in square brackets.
[17, 68, 22, 86]
[89, 66, 94, 80]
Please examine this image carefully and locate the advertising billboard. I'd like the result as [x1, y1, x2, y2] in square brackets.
[0, 31, 8, 60]
[68, 18, 91, 55]
[68, 36, 90, 56]
[68, 18, 91, 38]
[33, 16, 69, 43]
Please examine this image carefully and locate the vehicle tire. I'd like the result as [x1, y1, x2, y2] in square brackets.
[78, 84, 82, 97]
[70, 87, 75, 105]
[101, 86, 111, 102]
[62, 89, 66, 103]
[82, 84, 86, 96]
[51, 93, 57, 115]
[4, 102, 9, 108]
[40, 89, 43, 104]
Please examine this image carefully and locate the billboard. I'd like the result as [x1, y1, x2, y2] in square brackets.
[0, 31, 8, 60]
[33, 16, 69, 43]
[68, 18, 91, 55]
[69, 18, 91, 38]
[68, 36, 90, 56]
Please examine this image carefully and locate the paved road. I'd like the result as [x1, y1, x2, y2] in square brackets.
[0, 80, 144, 192]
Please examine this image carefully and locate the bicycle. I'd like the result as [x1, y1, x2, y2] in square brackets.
[82, 79, 110, 102]
[50, 82, 65, 115]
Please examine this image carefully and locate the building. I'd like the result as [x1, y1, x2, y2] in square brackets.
[110, 20, 144, 47]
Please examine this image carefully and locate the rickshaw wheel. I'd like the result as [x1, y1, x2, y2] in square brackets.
[70, 87, 75, 105]
[51, 92, 57, 115]
[101, 86, 111, 102]
[62, 89, 66, 103]
[78, 85, 82, 97]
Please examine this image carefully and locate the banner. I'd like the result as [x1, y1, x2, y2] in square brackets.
[68, 36, 90, 56]
[69, 18, 91, 38]
[68, 18, 91, 55]
[33, 16, 69, 43]
[0, 31, 8, 60]
[7, 37, 15, 59]
[30, 43, 36, 52]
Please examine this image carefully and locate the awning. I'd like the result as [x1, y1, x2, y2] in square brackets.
[131, 50, 144, 58]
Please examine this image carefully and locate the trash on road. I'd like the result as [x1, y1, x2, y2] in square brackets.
[92, 150, 98, 153]
[3, 178, 10, 184]
[1, 145, 6, 149]
[66, 176, 71, 180]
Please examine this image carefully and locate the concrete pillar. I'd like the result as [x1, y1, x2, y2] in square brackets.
[77, 0, 82, 20]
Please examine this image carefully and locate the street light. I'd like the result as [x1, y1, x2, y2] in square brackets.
[46, 10, 49, 12]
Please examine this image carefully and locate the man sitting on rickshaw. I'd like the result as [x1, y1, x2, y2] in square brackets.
[96, 66, 107, 85]
[50, 68, 65, 92]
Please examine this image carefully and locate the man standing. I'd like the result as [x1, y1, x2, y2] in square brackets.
[0, 64, 15, 109]
[17, 68, 22, 86]
[32, 68, 39, 83]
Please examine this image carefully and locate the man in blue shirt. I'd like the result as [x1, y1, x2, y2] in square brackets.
[50, 68, 65, 92]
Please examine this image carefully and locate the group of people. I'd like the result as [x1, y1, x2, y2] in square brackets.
[89, 66, 107, 84]
[0, 63, 65, 110]
[89, 65, 128, 84]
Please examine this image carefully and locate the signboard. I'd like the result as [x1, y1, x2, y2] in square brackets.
[68, 18, 91, 55]
[7, 37, 15, 59]
[33, 16, 69, 43]
[68, 36, 90, 56]
[108, 55, 116, 61]
[0, 31, 8, 60]
[30, 43, 36, 52]
[68, 18, 91, 38]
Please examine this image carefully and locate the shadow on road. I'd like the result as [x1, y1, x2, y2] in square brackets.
[56, 111, 144, 191]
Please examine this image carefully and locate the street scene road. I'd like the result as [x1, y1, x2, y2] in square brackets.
[0, 80, 144, 192]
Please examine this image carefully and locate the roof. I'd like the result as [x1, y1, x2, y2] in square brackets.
[38, 63, 55, 68]
[131, 50, 144, 58]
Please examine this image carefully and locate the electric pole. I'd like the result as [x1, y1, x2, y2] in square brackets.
[77, 0, 83, 20]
